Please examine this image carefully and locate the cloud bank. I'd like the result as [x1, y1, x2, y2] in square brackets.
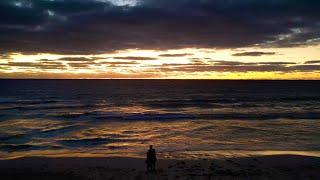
[0, 0, 319, 54]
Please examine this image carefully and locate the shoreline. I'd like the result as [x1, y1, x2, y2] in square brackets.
[1, 155, 319, 180]
[1, 150, 320, 160]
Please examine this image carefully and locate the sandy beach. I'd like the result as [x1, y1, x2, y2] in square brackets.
[0, 155, 319, 180]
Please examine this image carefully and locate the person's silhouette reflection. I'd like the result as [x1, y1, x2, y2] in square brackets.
[146, 145, 157, 172]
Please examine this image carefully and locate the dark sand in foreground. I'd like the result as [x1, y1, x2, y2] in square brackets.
[0, 155, 319, 180]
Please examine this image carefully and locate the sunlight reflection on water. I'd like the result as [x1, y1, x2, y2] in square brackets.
[1, 80, 320, 159]
[1, 119, 320, 159]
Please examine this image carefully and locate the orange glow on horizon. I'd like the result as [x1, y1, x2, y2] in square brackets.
[1, 46, 320, 79]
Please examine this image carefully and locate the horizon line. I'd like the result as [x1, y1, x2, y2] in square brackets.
[1, 78, 320, 81]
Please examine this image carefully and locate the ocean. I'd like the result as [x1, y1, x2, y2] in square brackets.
[0, 80, 320, 159]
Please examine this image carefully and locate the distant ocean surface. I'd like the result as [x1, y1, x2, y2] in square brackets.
[0, 80, 320, 159]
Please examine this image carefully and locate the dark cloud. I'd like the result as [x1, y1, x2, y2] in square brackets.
[211, 61, 258, 66]
[157, 60, 319, 73]
[0, 58, 141, 70]
[304, 60, 320, 64]
[67, 60, 139, 68]
[159, 53, 193, 57]
[161, 62, 209, 67]
[0, 0, 319, 54]
[0, 71, 160, 79]
[210, 61, 296, 66]
[58, 57, 98, 62]
[38, 58, 98, 68]
[258, 62, 296, 65]
[159, 64, 320, 73]
[290, 65, 320, 71]
[159, 65, 285, 73]
[0, 61, 65, 70]
[232, 52, 276, 57]
[1, 58, 319, 74]
[104, 61, 139, 65]
[112, 56, 157, 60]
[99, 61, 139, 67]
[67, 62, 93, 68]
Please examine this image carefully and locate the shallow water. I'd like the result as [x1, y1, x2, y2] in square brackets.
[0, 80, 320, 159]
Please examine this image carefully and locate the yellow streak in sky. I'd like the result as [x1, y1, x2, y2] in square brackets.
[0, 45, 320, 79]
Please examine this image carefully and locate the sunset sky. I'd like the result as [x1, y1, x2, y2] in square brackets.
[0, 0, 319, 79]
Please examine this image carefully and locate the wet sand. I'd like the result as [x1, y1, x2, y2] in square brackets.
[0, 155, 319, 180]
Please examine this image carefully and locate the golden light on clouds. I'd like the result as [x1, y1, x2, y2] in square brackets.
[1, 45, 320, 79]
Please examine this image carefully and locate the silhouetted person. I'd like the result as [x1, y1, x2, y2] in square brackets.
[146, 145, 157, 172]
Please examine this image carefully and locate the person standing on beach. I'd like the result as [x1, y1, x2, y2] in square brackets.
[146, 145, 157, 172]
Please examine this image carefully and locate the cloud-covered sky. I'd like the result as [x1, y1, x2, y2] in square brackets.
[0, 0, 319, 79]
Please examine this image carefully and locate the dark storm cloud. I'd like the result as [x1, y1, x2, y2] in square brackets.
[0, 0, 320, 54]
[232, 52, 277, 57]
